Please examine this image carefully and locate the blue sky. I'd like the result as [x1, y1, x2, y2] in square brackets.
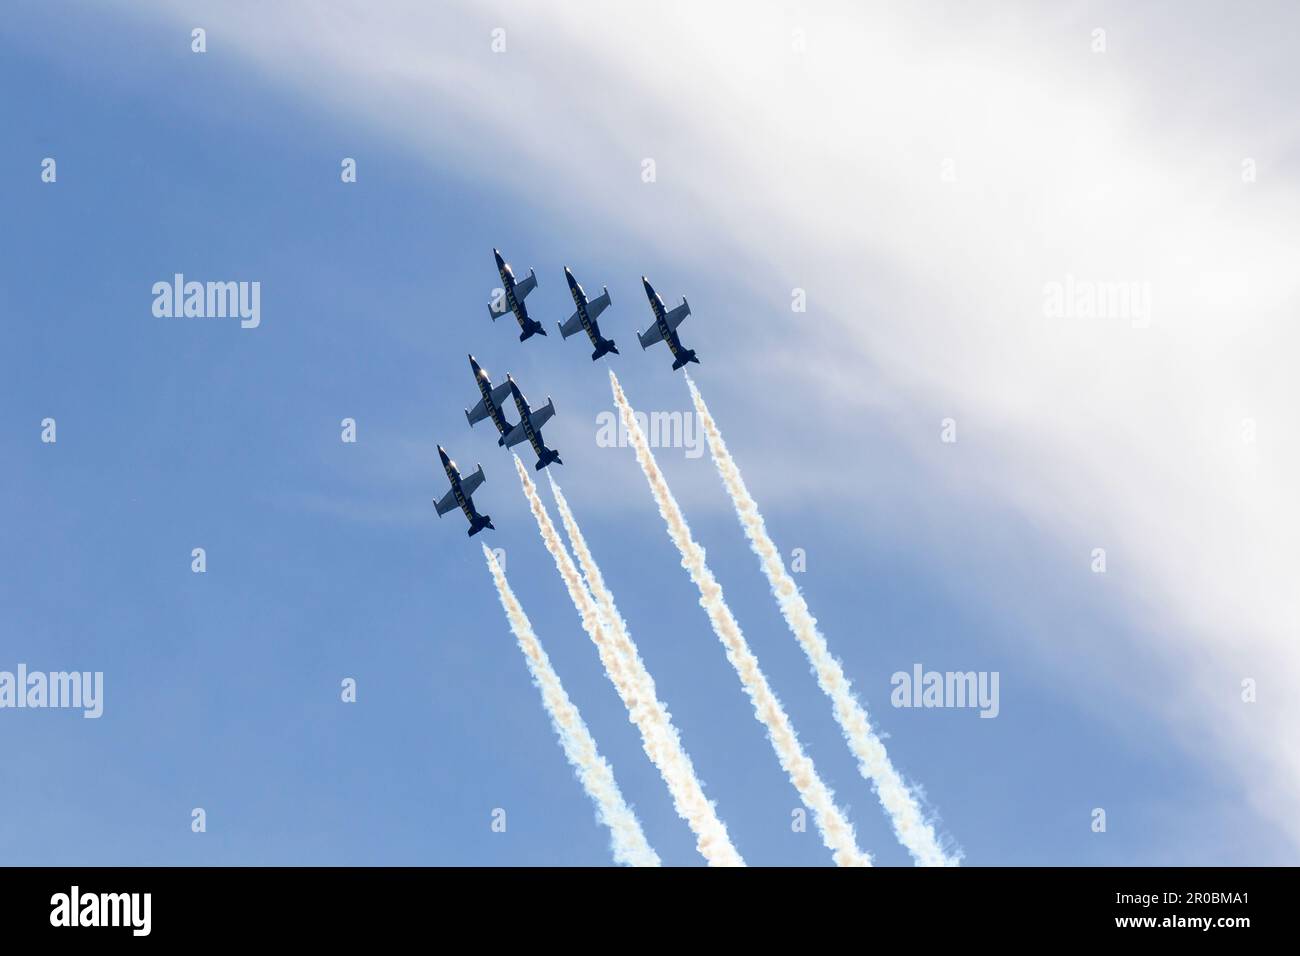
[3, 1, 1296, 866]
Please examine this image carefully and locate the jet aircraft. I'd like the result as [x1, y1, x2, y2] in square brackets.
[489, 248, 545, 341]
[434, 445, 494, 536]
[463, 354, 516, 443]
[501, 376, 562, 470]
[557, 266, 617, 361]
[636, 276, 698, 370]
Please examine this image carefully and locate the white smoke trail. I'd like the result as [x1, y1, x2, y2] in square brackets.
[548, 477, 639, 669]
[687, 376, 961, 867]
[609, 370, 870, 867]
[482, 544, 660, 867]
[514, 456, 745, 867]
[546, 475, 745, 862]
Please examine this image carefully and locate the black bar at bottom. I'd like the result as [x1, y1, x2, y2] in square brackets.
[0, 866, 1278, 942]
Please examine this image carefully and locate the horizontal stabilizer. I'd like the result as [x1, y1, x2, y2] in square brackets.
[671, 349, 700, 371]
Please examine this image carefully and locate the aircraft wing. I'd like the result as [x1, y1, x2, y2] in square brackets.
[587, 290, 611, 321]
[529, 400, 555, 433]
[502, 422, 528, 448]
[466, 382, 513, 425]
[637, 323, 664, 348]
[558, 310, 585, 339]
[665, 300, 690, 330]
[460, 466, 485, 499]
[514, 271, 537, 301]
[434, 487, 458, 516]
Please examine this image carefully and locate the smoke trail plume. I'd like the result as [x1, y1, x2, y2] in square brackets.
[548, 475, 648, 677]
[546, 475, 745, 859]
[482, 544, 660, 867]
[687, 376, 960, 867]
[609, 370, 870, 867]
[514, 456, 745, 867]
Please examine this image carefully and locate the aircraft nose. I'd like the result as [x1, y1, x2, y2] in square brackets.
[493, 249, 505, 266]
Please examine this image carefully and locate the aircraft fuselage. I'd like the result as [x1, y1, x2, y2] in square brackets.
[475, 375, 511, 436]
[440, 453, 478, 523]
[569, 284, 595, 339]
[649, 294, 688, 363]
[442, 460, 468, 512]
[514, 395, 543, 457]
[497, 264, 529, 327]
[575, 296, 594, 338]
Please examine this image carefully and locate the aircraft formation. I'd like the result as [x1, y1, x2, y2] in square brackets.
[435, 249, 701, 535]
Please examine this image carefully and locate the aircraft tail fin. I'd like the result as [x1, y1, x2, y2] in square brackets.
[468, 514, 495, 537]
[672, 349, 700, 371]
[592, 339, 619, 361]
[535, 448, 563, 471]
[519, 319, 547, 342]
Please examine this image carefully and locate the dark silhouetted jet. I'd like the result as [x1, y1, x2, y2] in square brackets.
[488, 248, 545, 341]
[502, 376, 562, 470]
[558, 266, 617, 361]
[637, 276, 698, 370]
[434, 445, 494, 536]
[463, 354, 517, 443]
